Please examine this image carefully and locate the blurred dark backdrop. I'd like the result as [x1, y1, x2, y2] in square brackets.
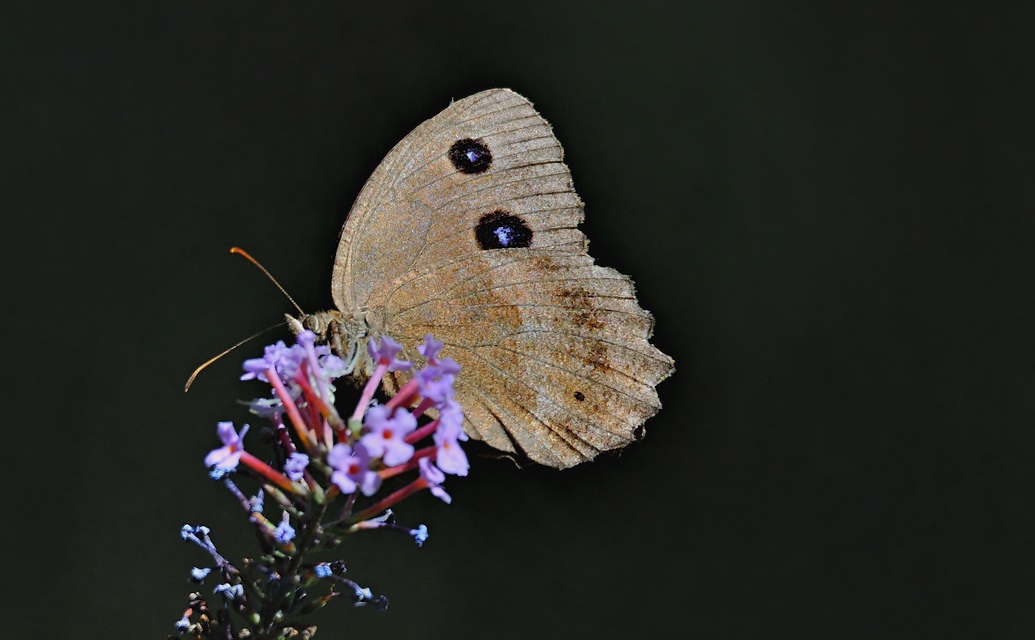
[5, 1, 1033, 638]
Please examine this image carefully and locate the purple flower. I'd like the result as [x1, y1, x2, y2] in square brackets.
[189, 567, 212, 583]
[283, 452, 309, 482]
[436, 357, 461, 376]
[242, 331, 353, 420]
[418, 457, 452, 504]
[246, 396, 284, 419]
[214, 583, 244, 600]
[327, 442, 382, 496]
[410, 524, 429, 547]
[249, 490, 264, 513]
[412, 338, 461, 405]
[241, 341, 307, 418]
[180, 524, 210, 541]
[294, 329, 316, 350]
[361, 405, 417, 466]
[241, 339, 305, 383]
[367, 336, 412, 372]
[433, 401, 469, 476]
[438, 399, 467, 439]
[353, 586, 374, 605]
[274, 513, 295, 544]
[414, 363, 458, 405]
[314, 563, 333, 579]
[416, 334, 444, 362]
[318, 352, 348, 379]
[298, 330, 348, 399]
[204, 422, 249, 472]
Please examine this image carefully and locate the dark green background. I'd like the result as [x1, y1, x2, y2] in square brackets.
[6, 1, 1033, 638]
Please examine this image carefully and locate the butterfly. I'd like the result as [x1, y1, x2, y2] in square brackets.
[293, 88, 674, 469]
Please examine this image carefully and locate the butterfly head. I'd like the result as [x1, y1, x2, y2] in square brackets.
[287, 310, 369, 380]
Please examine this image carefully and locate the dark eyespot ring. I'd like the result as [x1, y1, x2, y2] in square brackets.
[449, 138, 492, 174]
[475, 211, 533, 250]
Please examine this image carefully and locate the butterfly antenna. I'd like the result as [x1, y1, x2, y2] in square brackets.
[230, 246, 305, 315]
[184, 321, 286, 392]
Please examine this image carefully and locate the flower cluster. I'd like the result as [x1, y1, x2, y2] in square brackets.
[171, 333, 468, 639]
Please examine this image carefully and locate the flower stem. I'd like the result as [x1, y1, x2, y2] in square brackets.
[404, 418, 439, 444]
[348, 477, 429, 525]
[385, 377, 421, 411]
[266, 366, 317, 450]
[351, 363, 388, 423]
[240, 451, 305, 496]
[379, 446, 436, 480]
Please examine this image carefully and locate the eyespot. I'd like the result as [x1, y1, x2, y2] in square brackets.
[448, 138, 492, 174]
[475, 211, 533, 250]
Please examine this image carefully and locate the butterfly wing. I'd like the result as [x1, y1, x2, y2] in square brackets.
[336, 89, 674, 468]
[330, 89, 585, 314]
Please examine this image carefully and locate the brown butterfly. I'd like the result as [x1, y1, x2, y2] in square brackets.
[293, 88, 674, 469]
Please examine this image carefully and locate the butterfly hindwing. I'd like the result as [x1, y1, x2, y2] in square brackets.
[380, 250, 672, 468]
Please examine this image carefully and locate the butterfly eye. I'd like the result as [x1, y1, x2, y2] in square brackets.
[475, 210, 533, 250]
[448, 138, 492, 174]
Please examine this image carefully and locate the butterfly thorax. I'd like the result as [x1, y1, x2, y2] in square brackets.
[287, 310, 371, 383]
